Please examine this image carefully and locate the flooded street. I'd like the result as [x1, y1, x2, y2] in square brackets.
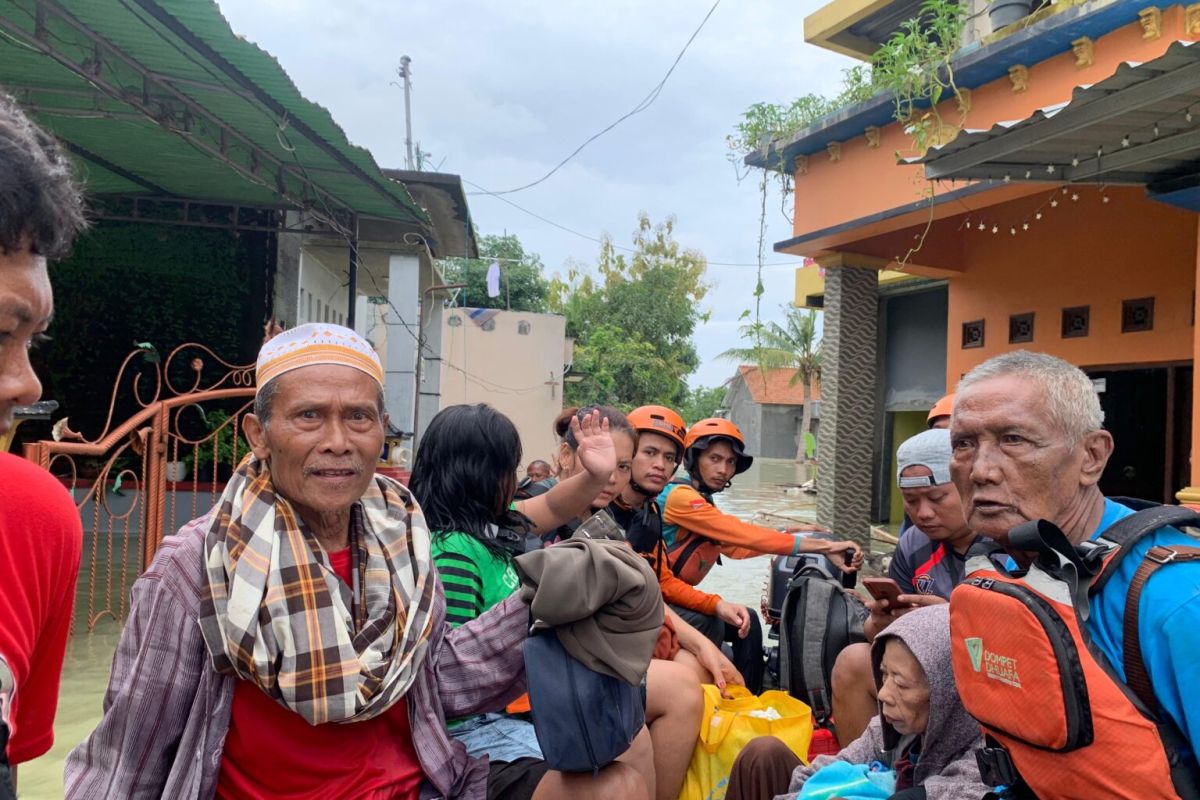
[19, 459, 813, 798]
[694, 458, 818, 612]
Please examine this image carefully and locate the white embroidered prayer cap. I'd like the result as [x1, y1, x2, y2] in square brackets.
[255, 323, 384, 394]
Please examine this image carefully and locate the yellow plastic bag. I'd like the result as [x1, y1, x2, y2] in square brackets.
[679, 685, 813, 800]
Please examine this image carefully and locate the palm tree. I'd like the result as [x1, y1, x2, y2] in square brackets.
[720, 305, 822, 463]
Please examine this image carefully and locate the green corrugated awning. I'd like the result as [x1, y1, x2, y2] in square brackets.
[0, 0, 429, 226]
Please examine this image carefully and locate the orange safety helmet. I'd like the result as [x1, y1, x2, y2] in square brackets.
[927, 393, 955, 427]
[627, 405, 687, 452]
[684, 417, 753, 477]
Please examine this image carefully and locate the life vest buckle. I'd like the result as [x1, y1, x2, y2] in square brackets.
[976, 743, 1021, 788]
[1146, 545, 1180, 565]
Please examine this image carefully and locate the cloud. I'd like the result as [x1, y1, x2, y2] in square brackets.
[217, 0, 855, 387]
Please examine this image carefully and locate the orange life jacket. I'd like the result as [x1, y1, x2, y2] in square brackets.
[948, 508, 1200, 800]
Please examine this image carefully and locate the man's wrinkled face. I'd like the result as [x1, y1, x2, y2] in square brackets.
[0, 248, 52, 436]
[525, 462, 550, 482]
[949, 375, 1105, 545]
[245, 365, 386, 523]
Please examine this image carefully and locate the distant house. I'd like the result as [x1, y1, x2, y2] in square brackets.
[721, 366, 820, 460]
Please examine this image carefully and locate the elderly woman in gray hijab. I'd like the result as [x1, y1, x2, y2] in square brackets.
[726, 604, 988, 800]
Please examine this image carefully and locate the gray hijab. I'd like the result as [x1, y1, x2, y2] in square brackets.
[871, 604, 983, 785]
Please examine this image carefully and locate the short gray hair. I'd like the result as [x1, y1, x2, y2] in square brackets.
[956, 350, 1104, 442]
[254, 376, 386, 428]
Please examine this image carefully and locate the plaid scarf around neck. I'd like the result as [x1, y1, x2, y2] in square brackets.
[198, 456, 436, 725]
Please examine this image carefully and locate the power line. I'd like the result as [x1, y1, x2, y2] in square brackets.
[464, 178, 802, 269]
[274, 128, 554, 396]
[468, 0, 721, 197]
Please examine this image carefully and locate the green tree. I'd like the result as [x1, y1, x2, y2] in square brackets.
[720, 305, 822, 462]
[680, 385, 727, 424]
[565, 325, 678, 408]
[552, 214, 710, 408]
[440, 233, 550, 312]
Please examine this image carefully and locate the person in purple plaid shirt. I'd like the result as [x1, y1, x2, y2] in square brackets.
[65, 324, 650, 800]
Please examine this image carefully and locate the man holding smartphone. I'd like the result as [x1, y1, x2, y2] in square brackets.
[830, 428, 986, 746]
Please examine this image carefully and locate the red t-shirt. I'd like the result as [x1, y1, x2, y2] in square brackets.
[216, 547, 425, 799]
[0, 452, 82, 764]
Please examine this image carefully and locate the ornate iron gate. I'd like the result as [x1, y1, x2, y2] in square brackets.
[23, 344, 254, 631]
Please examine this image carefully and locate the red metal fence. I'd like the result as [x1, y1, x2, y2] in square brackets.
[23, 343, 254, 631]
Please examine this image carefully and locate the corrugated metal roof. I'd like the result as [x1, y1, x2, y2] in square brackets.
[0, 0, 427, 224]
[918, 40, 1200, 185]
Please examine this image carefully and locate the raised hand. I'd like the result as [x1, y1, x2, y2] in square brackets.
[570, 410, 615, 481]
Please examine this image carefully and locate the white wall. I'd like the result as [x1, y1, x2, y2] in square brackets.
[440, 309, 567, 469]
[297, 249, 350, 327]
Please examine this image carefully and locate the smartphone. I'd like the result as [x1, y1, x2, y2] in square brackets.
[862, 577, 912, 609]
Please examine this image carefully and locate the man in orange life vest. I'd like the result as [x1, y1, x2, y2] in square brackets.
[948, 351, 1200, 788]
[658, 418, 862, 692]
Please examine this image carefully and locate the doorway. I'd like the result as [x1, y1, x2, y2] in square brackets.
[1088, 364, 1192, 504]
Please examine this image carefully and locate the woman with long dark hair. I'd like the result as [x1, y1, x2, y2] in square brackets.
[409, 403, 652, 800]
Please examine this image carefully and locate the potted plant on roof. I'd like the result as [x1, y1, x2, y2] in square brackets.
[988, 0, 1035, 32]
[872, 0, 970, 155]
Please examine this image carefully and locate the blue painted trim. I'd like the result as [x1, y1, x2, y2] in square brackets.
[747, 0, 1147, 170]
[1150, 186, 1200, 209]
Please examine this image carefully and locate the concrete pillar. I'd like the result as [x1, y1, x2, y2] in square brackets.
[272, 212, 302, 327]
[816, 265, 879, 546]
[384, 253, 420, 436]
[1177, 231, 1200, 506]
[415, 296, 443, 447]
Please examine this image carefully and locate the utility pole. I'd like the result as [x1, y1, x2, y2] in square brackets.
[398, 55, 415, 170]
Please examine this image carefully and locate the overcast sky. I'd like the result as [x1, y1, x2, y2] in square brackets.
[217, 0, 856, 388]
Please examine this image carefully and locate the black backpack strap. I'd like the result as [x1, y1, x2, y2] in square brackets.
[1091, 504, 1200, 596]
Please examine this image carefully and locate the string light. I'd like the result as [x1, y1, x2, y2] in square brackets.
[1122, 136, 1131, 147]
[956, 186, 1108, 238]
[1071, 156, 1080, 167]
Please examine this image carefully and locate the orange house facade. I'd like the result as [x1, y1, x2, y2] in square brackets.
[753, 0, 1200, 538]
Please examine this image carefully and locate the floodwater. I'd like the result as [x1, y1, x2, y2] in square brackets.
[18, 459, 816, 798]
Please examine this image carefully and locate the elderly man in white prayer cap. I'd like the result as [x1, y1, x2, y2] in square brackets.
[67, 323, 650, 800]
